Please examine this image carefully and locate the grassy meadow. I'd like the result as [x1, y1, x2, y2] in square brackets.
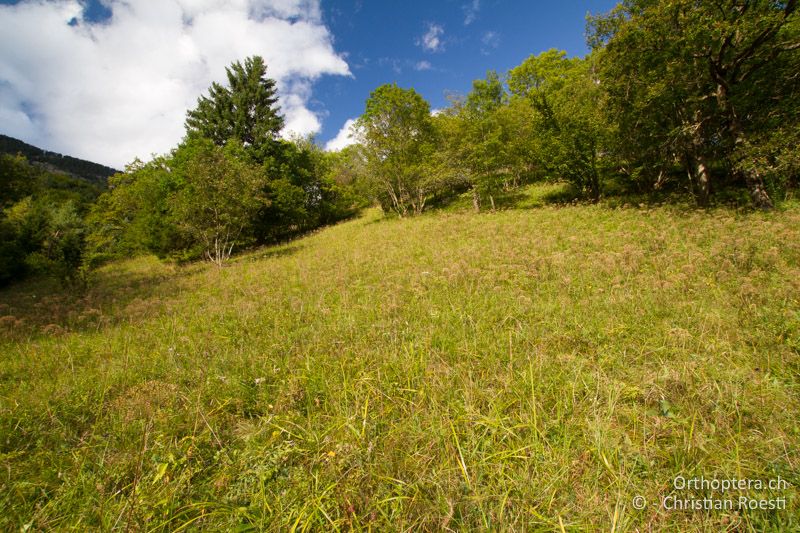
[1, 185, 799, 531]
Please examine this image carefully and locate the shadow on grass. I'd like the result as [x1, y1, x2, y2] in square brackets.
[239, 242, 305, 262]
[510, 180, 794, 214]
[0, 210, 374, 342]
[363, 213, 399, 225]
[480, 182, 587, 210]
[0, 258, 199, 342]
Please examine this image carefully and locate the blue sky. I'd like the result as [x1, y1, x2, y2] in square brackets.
[316, 0, 617, 147]
[0, 0, 617, 167]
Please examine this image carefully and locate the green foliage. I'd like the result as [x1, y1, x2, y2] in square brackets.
[588, 0, 800, 207]
[251, 136, 359, 240]
[170, 138, 268, 265]
[0, 218, 26, 285]
[185, 56, 283, 161]
[86, 157, 183, 264]
[87, 137, 359, 266]
[0, 198, 88, 287]
[323, 144, 372, 211]
[347, 4, 797, 213]
[458, 71, 510, 209]
[0, 154, 99, 286]
[86, 58, 360, 268]
[356, 84, 438, 216]
[23, 202, 88, 285]
[0, 153, 37, 206]
[508, 50, 607, 200]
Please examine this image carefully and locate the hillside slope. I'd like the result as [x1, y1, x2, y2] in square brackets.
[0, 134, 118, 186]
[1, 195, 799, 530]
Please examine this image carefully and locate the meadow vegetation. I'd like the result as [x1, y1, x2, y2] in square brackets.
[1, 2, 799, 530]
[1, 184, 798, 530]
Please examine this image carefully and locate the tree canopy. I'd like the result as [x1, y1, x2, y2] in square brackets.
[588, 0, 800, 207]
[356, 84, 437, 216]
[185, 56, 284, 160]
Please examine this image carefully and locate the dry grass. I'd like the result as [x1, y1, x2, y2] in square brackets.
[1, 184, 798, 530]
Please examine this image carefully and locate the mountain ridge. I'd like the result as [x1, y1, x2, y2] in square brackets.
[0, 134, 118, 187]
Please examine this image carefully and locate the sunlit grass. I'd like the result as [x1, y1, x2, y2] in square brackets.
[1, 186, 799, 530]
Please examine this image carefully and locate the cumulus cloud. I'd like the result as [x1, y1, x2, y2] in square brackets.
[414, 60, 432, 71]
[0, 0, 350, 167]
[418, 23, 444, 53]
[463, 0, 480, 25]
[324, 118, 358, 151]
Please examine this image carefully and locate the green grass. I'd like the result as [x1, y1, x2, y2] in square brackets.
[1, 184, 799, 530]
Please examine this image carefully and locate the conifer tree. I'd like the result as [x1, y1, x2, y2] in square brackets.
[185, 56, 284, 159]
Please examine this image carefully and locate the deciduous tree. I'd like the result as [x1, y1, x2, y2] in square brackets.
[589, 0, 799, 207]
[356, 84, 437, 216]
[170, 138, 268, 266]
[508, 50, 607, 200]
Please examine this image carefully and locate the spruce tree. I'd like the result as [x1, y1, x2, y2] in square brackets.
[185, 56, 284, 158]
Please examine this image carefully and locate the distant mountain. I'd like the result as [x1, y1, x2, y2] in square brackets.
[0, 134, 118, 187]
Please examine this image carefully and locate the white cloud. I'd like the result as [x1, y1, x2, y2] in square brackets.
[430, 108, 443, 116]
[418, 23, 444, 53]
[463, 0, 480, 25]
[414, 60, 432, 71]
[0, 0, 350, 167]
[324, 118, 358, 151]
[481, 30, 500, 54]
[378, 57, 403, 74]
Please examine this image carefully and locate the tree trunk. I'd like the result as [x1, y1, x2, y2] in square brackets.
[683, 150, 711, 207]
[683, 115, 712, 207]
[587, 166, 601, 202]
[715, 82, 774, 210]
[744, 169, 774, 210]
[413, 188, 427, 215]
[385, 182, 403, 217]
[206, 235, 233, 267]
[587, 139, 601, 202]
[472, 187, 481, 212]
[389, 185, 406, 217]
[694, 158, 711, 207]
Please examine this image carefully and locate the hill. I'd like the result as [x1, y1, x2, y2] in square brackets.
[0, 134, 118, 186]
[1, 185, 798, 530]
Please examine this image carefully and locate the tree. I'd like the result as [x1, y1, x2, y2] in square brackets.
[185, 56, 284, 161]
[325, 144, 371, 207]
[2, 197, 88, 287]
[589, 0, 799, 208]
[356, 84, 437, 216]
[459, 71, 509, 210]
[495, 96, 541, 188]
[170, 138, 268, 266]
[85, 57, 363, 271]
[0, 153, 37, 207]
[89, 139, 271, 266]
[0, 154, 101, 287]
[85, 157, 184, 263]
[508, 50, 607, 201]
[25, 202, 88, 286]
